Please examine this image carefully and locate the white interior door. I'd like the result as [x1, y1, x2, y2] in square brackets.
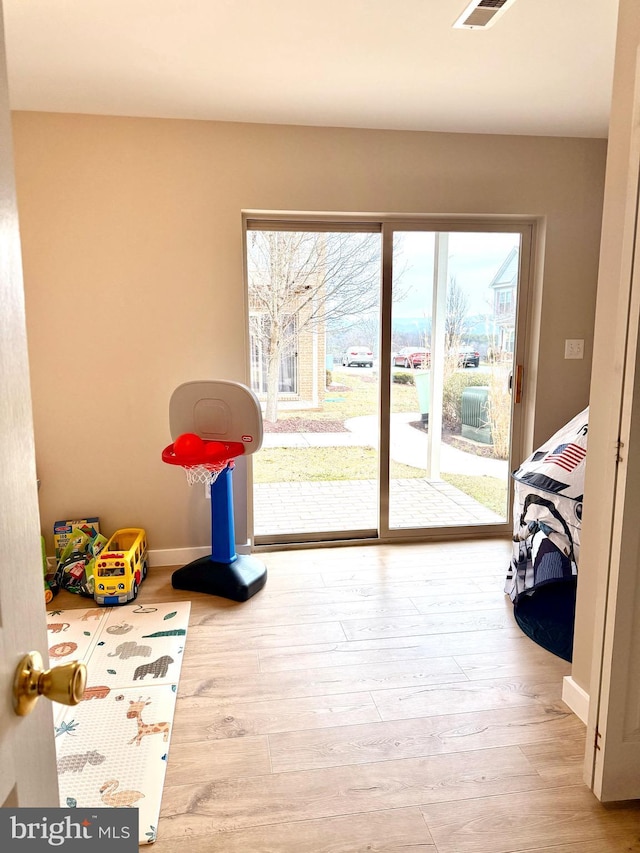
[0, 0, 59, 807]
[583, 33, 640, 803]
[587, 347, 640, 801]
[585, 124, 640, 801]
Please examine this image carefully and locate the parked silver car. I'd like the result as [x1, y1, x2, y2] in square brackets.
[342, 346, 374, 367]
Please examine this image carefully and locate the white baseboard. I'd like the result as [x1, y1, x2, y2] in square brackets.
[148, 543, 252, 567]
[562, 675, 590, 723]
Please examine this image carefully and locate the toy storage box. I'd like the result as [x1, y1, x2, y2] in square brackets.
[53, 518, 100, 561]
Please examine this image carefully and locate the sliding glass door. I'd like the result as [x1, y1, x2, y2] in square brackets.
[246, 220, 382, 541]
[245, 216, 532, 545]
[385, 227, 526, 536]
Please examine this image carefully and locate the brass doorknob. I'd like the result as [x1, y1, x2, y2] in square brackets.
[13, 651, 86, 717]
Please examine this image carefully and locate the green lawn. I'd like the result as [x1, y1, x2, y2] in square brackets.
[254, 446, 423, 482]
[258, 366, 508, 515]
[441, 473, 508, 516]
[273, 367, 421, 425]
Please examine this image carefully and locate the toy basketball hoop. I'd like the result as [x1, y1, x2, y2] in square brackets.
[161, 439, 246, 487]
[161, 380, 267, 602]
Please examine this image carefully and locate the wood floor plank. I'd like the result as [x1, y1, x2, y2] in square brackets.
[191, 596, 420, 628]
[170, 649, 261, 675]
[250, 580, 499, 609]
[410, 589, 511, 615]
[257, 571, 327, 591]
[420, 786, 640, 853]
[341, 609, 521, 642]
[187, 620, 347, 650]
[159, 746, 547, 833]
[490, 842, 640, 853]
[453, 648, 571, 681]
[172, 691, 382, 740]
[178, 655, 467, 704]
[163, 734, 271, 785]
[321, 565, 507, 588]
[372, 676, 564, 721]
[258, 632, 533, 673]
[268, 701, 584, 773]
[151, 807, 435, 852]
[264, 572, 502, 595]
[520, 736, 587, 786]
[312, 542, 511, 565]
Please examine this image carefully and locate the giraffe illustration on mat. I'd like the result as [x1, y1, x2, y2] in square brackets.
[126, 698, 170, 746]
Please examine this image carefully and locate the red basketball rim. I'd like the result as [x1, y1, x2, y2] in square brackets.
[162, 440, 246, 468]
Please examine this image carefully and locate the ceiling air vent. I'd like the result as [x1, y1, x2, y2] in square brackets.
[453, 0, 518, 30]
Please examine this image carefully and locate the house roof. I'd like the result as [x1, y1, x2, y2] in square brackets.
[3, 0, 618, 138]
[489, 247, 519, 289]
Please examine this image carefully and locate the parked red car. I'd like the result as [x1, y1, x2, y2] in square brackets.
[393, 347, 430, 368]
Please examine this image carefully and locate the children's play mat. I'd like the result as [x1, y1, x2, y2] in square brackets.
[47, 601, 190, 845]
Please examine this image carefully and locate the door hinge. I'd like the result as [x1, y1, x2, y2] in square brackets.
[615, 439, 624, 463]
[594, 726, 602, 750]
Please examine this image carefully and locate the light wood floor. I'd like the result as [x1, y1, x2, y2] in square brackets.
[52, 538, 640, 852]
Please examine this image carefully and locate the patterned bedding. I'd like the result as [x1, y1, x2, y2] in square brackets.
[505, 407, 588, 603]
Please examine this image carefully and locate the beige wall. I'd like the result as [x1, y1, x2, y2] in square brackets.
[10, 112, 606, 556]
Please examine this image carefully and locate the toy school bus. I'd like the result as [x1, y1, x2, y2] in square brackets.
[94, 528, 148, 605]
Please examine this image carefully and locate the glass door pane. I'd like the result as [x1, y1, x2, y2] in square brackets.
[247, 227, 382, 541]
[388, 230, 521, 531]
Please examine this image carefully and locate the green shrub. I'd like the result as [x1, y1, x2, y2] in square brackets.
[487, 367, 511, 460]
[392, 371, 415, 385]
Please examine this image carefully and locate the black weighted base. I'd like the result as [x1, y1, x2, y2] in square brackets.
[171, 554, 267, 602]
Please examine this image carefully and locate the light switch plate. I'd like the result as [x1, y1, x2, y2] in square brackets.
[565, 339, 584, 359]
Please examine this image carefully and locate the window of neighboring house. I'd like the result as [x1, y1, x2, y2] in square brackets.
[505, 328, 515, 353]
[250, 312, 298, 395]
[497, 288, 513, 315]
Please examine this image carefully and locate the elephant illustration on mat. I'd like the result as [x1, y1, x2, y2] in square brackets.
[57, 749, 106, 774]
[108, 642, 152, 660]
[133, 655, 174, 680]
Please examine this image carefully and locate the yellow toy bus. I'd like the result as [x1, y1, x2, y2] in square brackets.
[94, 528, 148, 605]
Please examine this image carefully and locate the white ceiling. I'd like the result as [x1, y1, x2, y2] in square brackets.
[3, 0, 619, 138]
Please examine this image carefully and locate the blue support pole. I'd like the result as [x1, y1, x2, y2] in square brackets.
[209, 465, 237, 564]
[171, 458, 267, 601]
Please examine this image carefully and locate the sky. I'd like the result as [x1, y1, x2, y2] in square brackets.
[393, 231, 520, 319]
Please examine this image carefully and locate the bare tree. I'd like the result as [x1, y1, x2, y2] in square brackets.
[445, 275, 471, 352]
[247, 230, 381, 421]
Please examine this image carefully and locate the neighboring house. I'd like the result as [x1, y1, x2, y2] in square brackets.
[488, 246, 518, 357]
[249, 300, 327, 411]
